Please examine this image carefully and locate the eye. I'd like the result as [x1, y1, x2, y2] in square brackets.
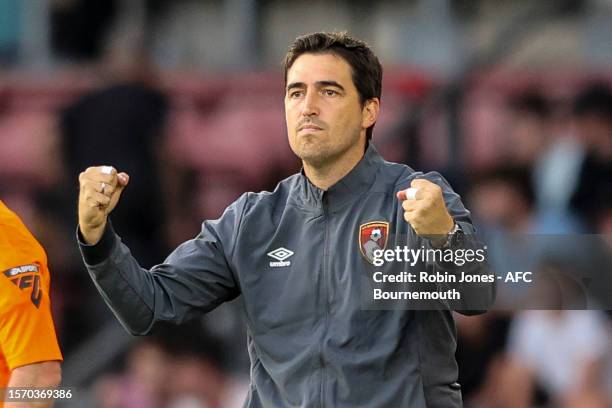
[322, 89, 338, 97]
[288, 90, 303, 98]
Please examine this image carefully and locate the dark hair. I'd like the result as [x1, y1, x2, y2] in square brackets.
[509, 90, 551, 119]
[471, 165, 535, 210]
[573, 82, 612, 119]
[283, 31, 383, 142]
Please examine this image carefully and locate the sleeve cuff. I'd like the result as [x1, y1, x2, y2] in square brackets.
[77, 221, 116, 265]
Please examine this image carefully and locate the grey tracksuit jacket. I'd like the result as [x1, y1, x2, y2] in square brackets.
[79, 144, 494, 407]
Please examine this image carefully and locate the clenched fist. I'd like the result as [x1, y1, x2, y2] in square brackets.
[78, 166, 130, 245]
[396, 178, 454, 244]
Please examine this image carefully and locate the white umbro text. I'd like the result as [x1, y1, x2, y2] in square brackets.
[267, 247, 294, 267]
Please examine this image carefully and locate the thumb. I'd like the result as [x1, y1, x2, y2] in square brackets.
[106, 172, 130, 214]
[396, 186, 422, 201]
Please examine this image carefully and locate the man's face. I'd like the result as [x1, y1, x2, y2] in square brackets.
[285, 53, 368, 167]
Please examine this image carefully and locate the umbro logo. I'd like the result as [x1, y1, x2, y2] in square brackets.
[267, 247, 294, 267]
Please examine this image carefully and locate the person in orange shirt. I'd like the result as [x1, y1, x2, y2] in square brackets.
[0, 200, 62, 407]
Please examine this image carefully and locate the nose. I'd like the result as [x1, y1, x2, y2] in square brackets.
[301, 90, 319, 117]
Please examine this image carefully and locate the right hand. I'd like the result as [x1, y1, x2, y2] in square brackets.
[78, 166, 130, 245]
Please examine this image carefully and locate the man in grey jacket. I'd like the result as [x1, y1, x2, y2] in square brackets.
[77, 32, 494, 407]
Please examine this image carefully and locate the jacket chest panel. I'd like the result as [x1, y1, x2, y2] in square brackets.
[237, 197, 401, 335]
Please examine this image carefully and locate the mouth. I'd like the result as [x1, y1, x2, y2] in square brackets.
[298, 125, 323, 132]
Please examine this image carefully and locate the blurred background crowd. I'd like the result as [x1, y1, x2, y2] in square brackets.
[1, 0, 611, 407]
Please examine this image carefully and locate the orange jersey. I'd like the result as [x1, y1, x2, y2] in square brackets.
[0, 200, 62, 397]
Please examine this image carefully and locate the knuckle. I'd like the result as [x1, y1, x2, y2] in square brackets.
[428, 183, 441, 194]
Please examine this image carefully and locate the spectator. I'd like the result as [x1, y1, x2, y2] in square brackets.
[506, 90, 552, 167]
[501, 310, 612, 407]
[59, 76, 169, 267]
[570, 83, 612, 229]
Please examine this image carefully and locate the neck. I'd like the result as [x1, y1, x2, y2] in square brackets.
[303, 142, 367, 190]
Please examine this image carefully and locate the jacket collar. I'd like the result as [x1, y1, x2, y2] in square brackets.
[294, 143, 384, 213]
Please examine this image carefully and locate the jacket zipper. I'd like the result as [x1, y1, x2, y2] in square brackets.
[320, 193, 330, 408]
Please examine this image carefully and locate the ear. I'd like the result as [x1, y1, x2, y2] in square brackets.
[362, 98, 380, 130]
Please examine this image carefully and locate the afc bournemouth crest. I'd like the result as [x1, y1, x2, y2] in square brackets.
[359, 221, 389, 264]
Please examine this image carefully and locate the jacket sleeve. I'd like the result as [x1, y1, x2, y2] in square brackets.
[77, 194, 247, 335]
[420, 172, 496, 315]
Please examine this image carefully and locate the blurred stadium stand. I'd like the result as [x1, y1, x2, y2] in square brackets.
[1, 1, 612, 407]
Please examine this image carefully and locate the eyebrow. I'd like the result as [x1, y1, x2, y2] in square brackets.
[286, 81, 346, 92]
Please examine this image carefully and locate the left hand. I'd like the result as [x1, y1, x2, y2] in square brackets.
[396, 178, 454, 238]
